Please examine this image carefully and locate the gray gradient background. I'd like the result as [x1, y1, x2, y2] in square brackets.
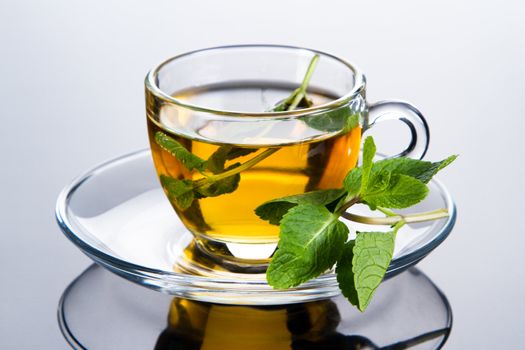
[1, 0, 523, 348]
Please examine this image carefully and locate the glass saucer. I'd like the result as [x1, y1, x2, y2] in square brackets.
[58, 264, 452, 350]
[56, 150, 456, 304]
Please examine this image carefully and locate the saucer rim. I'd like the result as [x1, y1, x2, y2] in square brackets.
[55, 149, 456, 298]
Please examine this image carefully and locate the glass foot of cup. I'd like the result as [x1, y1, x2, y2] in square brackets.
[173, 239, 275, 277]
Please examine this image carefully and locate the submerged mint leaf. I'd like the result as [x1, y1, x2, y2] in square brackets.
[267, 203, 348, 289]
[207, 146, 257, 173]
[303, 108, 360, 133]
[372, 155, 457, 184]
[360, 136, 376, 193]
[195, 164, 241, 197]
[255, 189, 346, 225]
[182, 200, 212, 232]
[159, 175, 194, 210]
[350, 231, 396, 311]
[155, 132, 206, 172]
[362, 174, 428, 209]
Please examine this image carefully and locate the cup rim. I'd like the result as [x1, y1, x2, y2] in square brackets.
[145, 44, 366, 119]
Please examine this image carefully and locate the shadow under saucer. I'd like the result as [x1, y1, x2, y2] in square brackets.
[58, 264, 452, 350]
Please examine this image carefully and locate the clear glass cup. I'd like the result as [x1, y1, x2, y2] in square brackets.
[144, 45, 429, 269]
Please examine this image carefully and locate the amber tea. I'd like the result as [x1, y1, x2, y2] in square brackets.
[147, 83, 361, 244]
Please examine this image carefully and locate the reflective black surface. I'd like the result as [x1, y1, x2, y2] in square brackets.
[58, 265, 451, 349]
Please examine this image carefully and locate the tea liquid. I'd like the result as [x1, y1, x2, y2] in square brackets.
[147, 83, 361, 244]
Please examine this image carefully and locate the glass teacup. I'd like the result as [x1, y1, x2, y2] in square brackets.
[145, 45, 428, 268]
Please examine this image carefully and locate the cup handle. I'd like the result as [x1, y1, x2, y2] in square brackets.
[366, 100, 430, 160]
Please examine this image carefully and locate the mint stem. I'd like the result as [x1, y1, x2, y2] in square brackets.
[341, 208, 449, 225]
[288, 54, 320, 110]
[335, 196, 361, 215]
[377, 206, 397, 217]
[194, 148, 279, 188]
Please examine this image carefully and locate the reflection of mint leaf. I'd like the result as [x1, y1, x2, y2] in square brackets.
[155, 132, 206, 172]
[159, 175, 194, 210]
[207, 146, 257, 173]
[195, 164, 241, 197]
[372, 155, 457, 184]
[267, 203, 348, 289]
[362, 174, 428, 210]
[303, 109, 360, 133]
[360, 136, 376, 193]
[255, 189, 345, 225]
[337, 231, 395, 311]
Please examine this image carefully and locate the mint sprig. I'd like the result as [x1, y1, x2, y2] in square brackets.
[256, 136, 457, 311]
[152, 53, 458, 312]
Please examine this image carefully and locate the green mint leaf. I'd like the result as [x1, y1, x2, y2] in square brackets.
[362, 173, 428, 209]
[159, 175, 194, 210]
[372, 155, 457, 184]
[360, 136, 376, 193]
[365, 170, 391, 194]
[343, 167, 362, 198]
[340, 231, 395, 311]
[207, 146, 257, 173]
[267, 203, 349, 289]
[195, 163, 241, 198]
[255, 189, 346, 225]
[335, 240, 358, 307]
[155, 132, 206, 172]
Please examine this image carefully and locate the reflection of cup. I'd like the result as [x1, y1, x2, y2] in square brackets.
[154, 298, 341, 350]
[145, 45, 429, 258]
[154, 297, 451, 350]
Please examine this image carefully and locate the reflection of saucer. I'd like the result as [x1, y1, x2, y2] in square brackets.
[58, 264, 452, 350]
[56, 150, 456, 304]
